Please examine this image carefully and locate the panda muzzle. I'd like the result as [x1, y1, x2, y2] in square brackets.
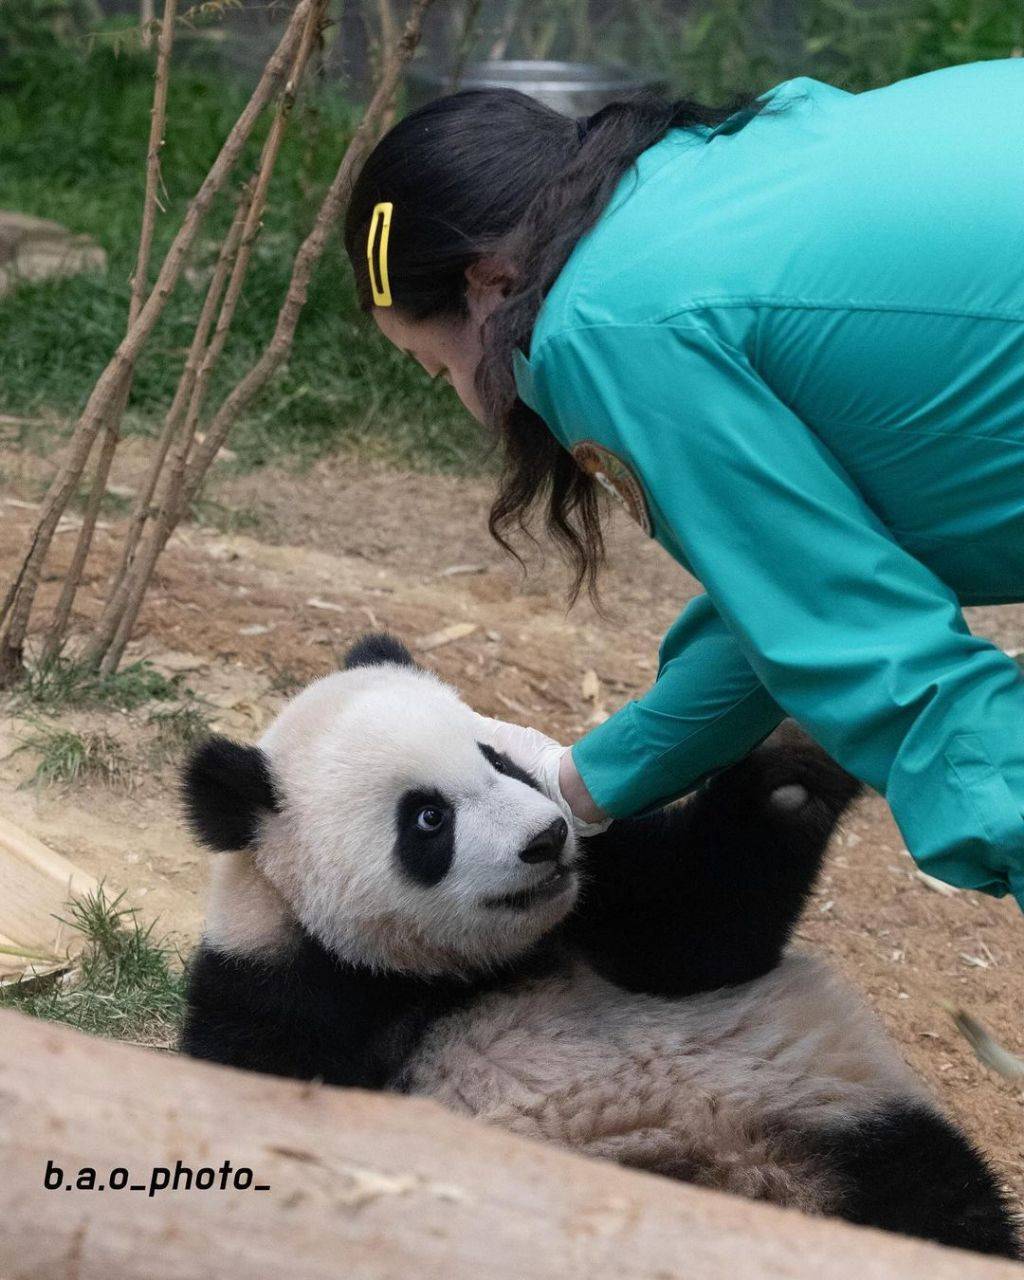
[518, 817, 569, 864]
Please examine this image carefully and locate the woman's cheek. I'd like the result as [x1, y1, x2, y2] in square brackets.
[452, 370, 486, 424]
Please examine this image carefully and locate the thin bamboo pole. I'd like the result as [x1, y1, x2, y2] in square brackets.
[451, 0, 483, 88]
[171, 0, 328, 471]
[376, 0, 400, 133]
[108, 186, 254, 595]
[40, 0, 180, 663]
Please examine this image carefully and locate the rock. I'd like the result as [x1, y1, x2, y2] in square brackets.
[306, 596, 347, 614]
[415, 622, 478, 652]
[0, 210, 106, 297]
[144, 649, 208, 676]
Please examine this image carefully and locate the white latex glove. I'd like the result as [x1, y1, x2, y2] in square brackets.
[475, 714, 613, 838]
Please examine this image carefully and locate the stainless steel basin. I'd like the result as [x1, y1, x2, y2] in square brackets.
[407, 59, 668, 118]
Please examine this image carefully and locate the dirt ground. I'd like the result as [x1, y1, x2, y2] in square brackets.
[1, 443, 1021, 1204]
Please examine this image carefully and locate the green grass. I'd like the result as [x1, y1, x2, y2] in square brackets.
[264, 657, 311, 697]
[188, 495, 272, 536]
[1, 885, 187, 1047]
[20, 723, 134, 788]
[147, 702, 210, 764]
[13, 654, 184, 713]
[10, 655, 210, 772]
[0, 37, 484, 475]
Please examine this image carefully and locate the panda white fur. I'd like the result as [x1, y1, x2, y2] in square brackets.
[180, 633, 1019, 1257]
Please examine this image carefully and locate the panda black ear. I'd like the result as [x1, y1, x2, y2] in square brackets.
[182, 736, 280, 851]
[343, 631, 417, 671]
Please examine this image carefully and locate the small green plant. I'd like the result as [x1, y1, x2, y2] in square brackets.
[1, 885, 187, 1047]
[265, 660, 309, 697]
[21, 724, 133, 789]
[188, 497, 268, 536]
[147, 703, 210, 763]
[14, 655, 183, 714]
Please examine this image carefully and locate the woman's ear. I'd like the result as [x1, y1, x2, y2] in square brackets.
[465, 255, 516, 304]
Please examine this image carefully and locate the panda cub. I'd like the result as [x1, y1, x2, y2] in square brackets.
[180, 633, 1019, 1258]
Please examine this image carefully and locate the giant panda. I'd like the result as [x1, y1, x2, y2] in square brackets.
[180, 632, 1019, 1258]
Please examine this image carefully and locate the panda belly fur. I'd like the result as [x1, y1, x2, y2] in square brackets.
[403, 951, 920, 1214]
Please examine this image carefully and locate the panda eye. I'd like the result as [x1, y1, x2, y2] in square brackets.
[416, 806, 446, 833]
[478, 743, 512, 776]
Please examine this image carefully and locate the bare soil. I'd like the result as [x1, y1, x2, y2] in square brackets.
[1, 445, 1021, 1204]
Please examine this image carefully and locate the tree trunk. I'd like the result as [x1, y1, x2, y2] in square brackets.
[0, 1009, 1018, 1280]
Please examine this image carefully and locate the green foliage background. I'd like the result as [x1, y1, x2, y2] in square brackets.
[584, 0, 1022, 100]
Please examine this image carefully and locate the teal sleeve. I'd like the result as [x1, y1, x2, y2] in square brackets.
[573, 593, 785, 813]
[536, 322, 1024, 907]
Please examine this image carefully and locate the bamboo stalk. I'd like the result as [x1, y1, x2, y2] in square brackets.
[0, 0, 315, 688]
[172, 0, 327, 468]
[489, 0, 522, 60]
[451, 0, 483, 88]
[379, 0, 399, 56]
[140, 0, 155, 48]
[109, 187, 253, 595]
[93, 0, 434, 674]
[187, 0, 433, 488]
[41, 0, 180, 664]
[376, 0, 400, 134]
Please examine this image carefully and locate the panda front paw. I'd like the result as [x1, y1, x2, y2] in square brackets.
[769, 782, 809, 812]
[711, 723, 862, 827]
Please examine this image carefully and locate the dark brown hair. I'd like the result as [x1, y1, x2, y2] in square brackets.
[344, 88, 758, 601]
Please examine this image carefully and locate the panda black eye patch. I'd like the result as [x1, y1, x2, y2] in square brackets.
[393, 788, 455, 887]
[478, 743, 541, 792]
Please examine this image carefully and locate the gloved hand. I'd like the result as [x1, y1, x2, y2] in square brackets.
[475, 714, 613, 838]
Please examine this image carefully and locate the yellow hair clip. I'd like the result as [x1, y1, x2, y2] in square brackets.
[366, 201, 393, 307]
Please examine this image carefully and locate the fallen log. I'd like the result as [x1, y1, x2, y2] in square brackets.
[0, 1008, 1019, 1280]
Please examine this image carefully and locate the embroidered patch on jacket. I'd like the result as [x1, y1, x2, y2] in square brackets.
[571, 440, 653, 537]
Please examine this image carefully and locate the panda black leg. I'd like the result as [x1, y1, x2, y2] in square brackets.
[566, 727, 860, 997]
[817, 1099, 1021, 1259]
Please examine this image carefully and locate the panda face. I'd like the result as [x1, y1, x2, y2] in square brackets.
[188, 650, 581, 977]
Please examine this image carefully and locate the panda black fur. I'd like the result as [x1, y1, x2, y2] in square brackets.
[180, 633, 1019, 1258]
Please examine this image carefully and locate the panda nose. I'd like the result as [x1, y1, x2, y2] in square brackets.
[519, 817, 569, 864]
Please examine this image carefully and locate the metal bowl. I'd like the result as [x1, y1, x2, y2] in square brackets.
[407, 59, 668, 118]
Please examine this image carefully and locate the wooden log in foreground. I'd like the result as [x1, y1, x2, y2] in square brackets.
[0, 1009, 1020, 1280]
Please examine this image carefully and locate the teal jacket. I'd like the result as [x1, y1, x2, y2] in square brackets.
[512, 61, 1024, 909]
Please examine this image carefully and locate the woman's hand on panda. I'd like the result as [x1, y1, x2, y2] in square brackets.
[474, 715, 613, 837]
[557, 749, 614, 835]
